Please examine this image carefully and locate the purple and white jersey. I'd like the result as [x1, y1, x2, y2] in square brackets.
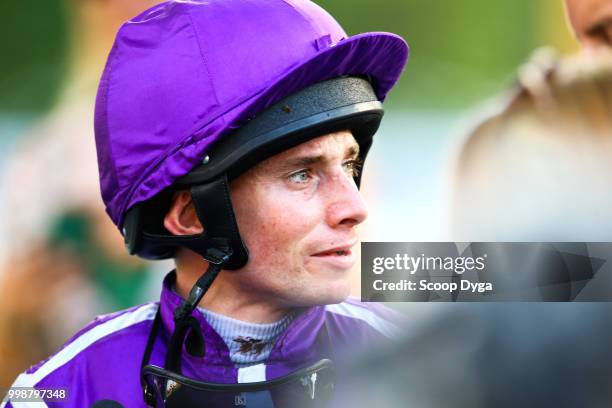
[2, 272, 402, 407]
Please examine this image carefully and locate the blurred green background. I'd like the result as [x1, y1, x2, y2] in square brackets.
[1, 1, 68, 112]
[0, 0, 577, 115]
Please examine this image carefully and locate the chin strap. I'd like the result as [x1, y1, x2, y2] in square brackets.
[126, 173, 249, 268]
[165, 248, 232, 373]
[189, 174, 249, 270]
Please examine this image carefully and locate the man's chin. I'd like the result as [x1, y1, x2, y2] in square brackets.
[305, 280, 352, 306]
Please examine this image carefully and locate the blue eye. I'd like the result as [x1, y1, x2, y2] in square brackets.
[288, 169, 312, 184]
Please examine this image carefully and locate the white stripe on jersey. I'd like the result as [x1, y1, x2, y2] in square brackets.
[237, 363, 267, 383]
[325, 301, 401, 339]
[10, 303, 158, 390]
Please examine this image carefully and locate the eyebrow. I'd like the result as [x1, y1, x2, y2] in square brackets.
[283, 144, 360, 168]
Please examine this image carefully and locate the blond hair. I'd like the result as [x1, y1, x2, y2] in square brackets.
[451, 49, 612, 240]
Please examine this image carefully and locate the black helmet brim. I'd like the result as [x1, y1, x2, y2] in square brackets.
[177, 77, 383, 186]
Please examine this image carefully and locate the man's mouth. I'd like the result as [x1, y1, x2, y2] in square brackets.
[310, 243, 357, 269]
[312, 246, 354, 257]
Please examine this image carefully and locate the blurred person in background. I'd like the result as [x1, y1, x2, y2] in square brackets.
[450, 50, 612, 240]
[0, 0, 164, 388]
[449, 0, 612, 241]
[408, 5, 612, 407]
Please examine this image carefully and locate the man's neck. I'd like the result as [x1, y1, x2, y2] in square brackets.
[196, 306, 295, 366]
[174, 250, 290, 324]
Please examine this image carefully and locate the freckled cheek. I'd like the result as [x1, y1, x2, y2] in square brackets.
[240, 199, 320, 260]
[254, 209, 315, 247]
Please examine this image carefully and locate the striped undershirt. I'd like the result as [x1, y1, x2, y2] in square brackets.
[197, 306, 295, 367]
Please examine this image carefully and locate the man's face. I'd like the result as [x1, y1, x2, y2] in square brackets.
[565, 0, 612, 51]
[228, 130, 368, 307]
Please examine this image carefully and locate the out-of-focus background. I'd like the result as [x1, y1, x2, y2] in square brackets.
[3, 0, 612, 404]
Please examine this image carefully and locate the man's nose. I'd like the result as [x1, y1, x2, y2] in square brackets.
[325, 171, 369, 228]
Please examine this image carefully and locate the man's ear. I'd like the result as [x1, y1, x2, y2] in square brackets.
[163, 190, 204, 235]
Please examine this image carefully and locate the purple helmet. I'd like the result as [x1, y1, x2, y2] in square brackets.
[94, 0, 408, 266]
